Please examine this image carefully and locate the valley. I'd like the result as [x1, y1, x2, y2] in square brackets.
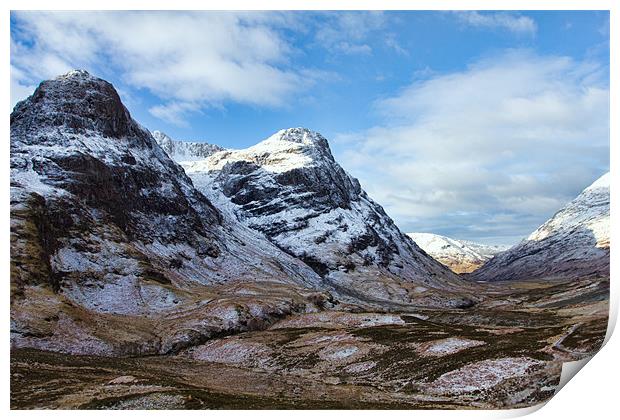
[11, 276, 608, 409]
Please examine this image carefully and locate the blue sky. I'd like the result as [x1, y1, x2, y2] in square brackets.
[10, 11, 610, 245]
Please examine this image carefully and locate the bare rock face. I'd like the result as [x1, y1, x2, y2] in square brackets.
[407, 233, 507, 274]
[10, 70, 328, 356]
[470, 173, 610, 282]
[157, 128, 473, 308]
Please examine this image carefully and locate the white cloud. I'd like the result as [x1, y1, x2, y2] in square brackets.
[455, 11, 537, 36]
[148, 102, 202, 127]
[384, 33, 409, 56]
[314, 11, 386, 55]
[10, 38, 73, 108]
[336, 51, 609, 244]
[335, 42, 372, 55]
[10, 11, 313, 121]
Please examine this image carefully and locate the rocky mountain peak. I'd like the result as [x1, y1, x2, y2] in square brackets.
[244, 127, 335, 169]
[11, 69, 138, 140]
[201, 127, 363, 214]
[152, 130, 172, 142]
[166, 130, 469, 308]
[56, 69, 97, 81]
[271, 127, 331, 151]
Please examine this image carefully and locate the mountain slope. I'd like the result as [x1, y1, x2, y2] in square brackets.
[156, 128, 473, 308]
[10, 71, 329, 356]
[407, 233, 507, 274]
[470, 173, 610, 282]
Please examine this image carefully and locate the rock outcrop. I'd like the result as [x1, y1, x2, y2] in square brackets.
[152, 130, 224, 161]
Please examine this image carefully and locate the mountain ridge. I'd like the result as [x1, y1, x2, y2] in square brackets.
[152, 130, 225, 162]
[155, 128, 474, 308]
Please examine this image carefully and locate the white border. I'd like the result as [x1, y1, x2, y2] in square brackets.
[2, 1, 617, 419]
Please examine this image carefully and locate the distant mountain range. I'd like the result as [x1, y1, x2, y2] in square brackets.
[406, 233, 508, 274]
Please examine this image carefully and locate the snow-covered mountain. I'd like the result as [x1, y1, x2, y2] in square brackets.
[10, 70, 331, 355]
[152, 130, 224, 161]
[156, 128, 473, 308]
[10, 71, 476, 357]
[407, 233, 508, 274]
[471, 173, 610, 282]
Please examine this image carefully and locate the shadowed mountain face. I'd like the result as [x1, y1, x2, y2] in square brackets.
[470, 173, 610, 282]
[10, 71, 223, 260]
[156, 129, 473, 308]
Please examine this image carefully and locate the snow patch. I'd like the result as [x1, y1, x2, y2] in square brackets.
[414, 337, 485, 357]
[430, 357, 543, 393]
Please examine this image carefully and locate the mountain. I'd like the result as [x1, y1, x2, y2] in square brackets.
[155, 128, 472, 308]
[10, 70, 331, 356]
[10, 70, 476, 358]
[152, 130, 224, 161]
[407, 233, 508, 274]
[470, 173, 610, 282]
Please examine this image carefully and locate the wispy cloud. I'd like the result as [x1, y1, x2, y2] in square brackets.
[384, 33, 409, 56]
[10, 65, 38, 109]
[336, 51, 609, 244]
[10, 11, 410, 120]
[148, 102, 202, 127]
[335, 42, 373, 55]
[314, 11, 387, 56]
[455, 11, 537, 36]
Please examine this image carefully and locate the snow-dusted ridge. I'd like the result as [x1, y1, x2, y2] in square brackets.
[156, 128, 473, 308]
[527, 172, 610, 248]
[471, 172, 610, 282]
[407, 233, 508, 274]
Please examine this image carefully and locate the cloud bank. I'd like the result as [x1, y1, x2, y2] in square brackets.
[336, 51, 609, 244]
